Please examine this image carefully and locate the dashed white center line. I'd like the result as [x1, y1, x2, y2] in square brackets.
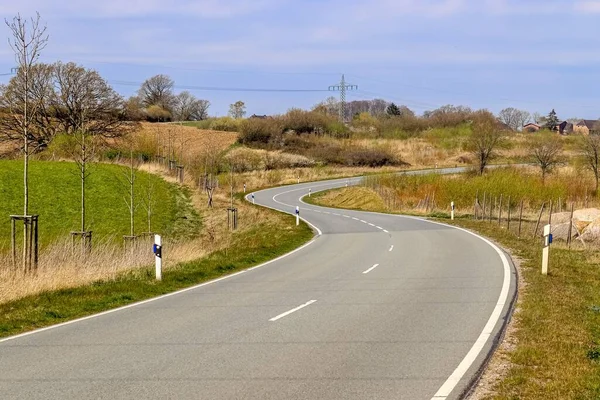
[269, 300, 317, 322]
[352, 217, 359, 221]
[332, 213, 340, 216]
[362, 264, 380, 274]
[376, 226, 382, 230]
[368, 223, 375, 227]
[389, 245, 394, 252]
[383, 230, 389, 233]
[343, 215, 351, 218]
[360, 220, 367, 223]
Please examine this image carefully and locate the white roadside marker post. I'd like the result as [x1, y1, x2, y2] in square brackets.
[251, 193, 255, 204]
[243, 183, 246, 193]
[153, 234, 162, 281]
[295, 206, 300, 226]
[309, 188, 311, 197]
[542, 224, 552, 275]
[451, 201, 455, 221]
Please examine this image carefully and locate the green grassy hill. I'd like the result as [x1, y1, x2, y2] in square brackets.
[0, 160, 198, 250]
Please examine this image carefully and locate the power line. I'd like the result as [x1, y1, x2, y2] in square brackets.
[328, 74, 358, 123]
[109, 80, 329, 93]
[41, 57, 340, 77]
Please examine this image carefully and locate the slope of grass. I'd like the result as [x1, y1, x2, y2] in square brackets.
[312, 186, 600, 399]
[0, 160, 197, 250]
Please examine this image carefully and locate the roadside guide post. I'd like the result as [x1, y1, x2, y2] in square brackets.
[251, 193, 255, 204]
[451, 201, 455, 221]
[542, 224, 552, 275]
[309, 188, 311, 197]
[153, 234, 162, 281]
[243, 183, 246, 193]
[295, 206, 300, 226]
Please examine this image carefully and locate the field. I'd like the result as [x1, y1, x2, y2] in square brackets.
[118, 122, 238, 165]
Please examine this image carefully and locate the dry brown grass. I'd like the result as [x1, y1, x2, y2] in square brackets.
[350, 138, 468, 168]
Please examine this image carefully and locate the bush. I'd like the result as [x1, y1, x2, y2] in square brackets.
[344, 147, 401, 167]
[238, 118, 282, 145]
[209, 117, 240, 132]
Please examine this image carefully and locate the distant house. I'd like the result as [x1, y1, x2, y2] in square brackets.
[557, 121, 574, 135]
[523, 123, 541, 132]
[574, 120, 600, 135]
[249, 114, 269, 119]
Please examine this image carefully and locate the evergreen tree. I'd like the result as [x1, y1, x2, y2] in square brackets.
[544, 109, 560, 131]
[386, 102, 401, 116]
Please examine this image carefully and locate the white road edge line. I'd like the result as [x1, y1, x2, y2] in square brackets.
[255, 174, 511, 400]
[0, 237, 319, 344]
[429, 223, 511, 400]
[269, 300, 317, 322]
[362, 264, 379, 274]
[389, 245, 394, 252]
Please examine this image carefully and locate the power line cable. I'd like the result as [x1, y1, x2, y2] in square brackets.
[109, 80, 329, 93]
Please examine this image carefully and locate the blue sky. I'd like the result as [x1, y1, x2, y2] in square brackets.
[1, 0, 599, 119]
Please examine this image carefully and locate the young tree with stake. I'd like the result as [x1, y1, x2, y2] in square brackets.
[4, 13, 48, 270]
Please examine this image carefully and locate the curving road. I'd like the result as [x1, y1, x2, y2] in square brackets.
[0, 171, 516, 400]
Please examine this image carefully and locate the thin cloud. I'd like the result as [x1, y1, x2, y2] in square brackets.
[574, 1, 600, 12]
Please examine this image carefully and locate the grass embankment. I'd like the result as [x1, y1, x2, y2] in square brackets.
[311, 182, 600, 399]
[0, 159, 195, 249]
[0, 217, 313, 338]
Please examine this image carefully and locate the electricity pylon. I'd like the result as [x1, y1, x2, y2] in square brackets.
[328, 74, 358, 124]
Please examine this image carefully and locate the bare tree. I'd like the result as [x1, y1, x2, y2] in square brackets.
[122, 138, 140, 239]
[141, 174, 156, 233]
[498, 107, 531, 131]
[52, 62, 133, 138]
[528, 133, 563, 183]
[580, 134, 600, 193]
[0, 63, 55, 150]
[138, 74, 175, 111]
[172, 91, 210, 121]
[466, 110, 506, 175]
[4, 13, 48, 269]
[228, 100, 246, 119]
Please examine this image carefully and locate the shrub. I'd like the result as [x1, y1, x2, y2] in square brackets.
[238, 118, 282, 145]
[209, 117, 240, 132]
[344, 147, 401, 167]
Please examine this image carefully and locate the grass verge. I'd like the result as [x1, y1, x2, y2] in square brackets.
[0, 216, 313, 339]
[311, 186, 600, 399]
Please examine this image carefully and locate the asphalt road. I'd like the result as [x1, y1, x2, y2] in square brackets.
[0, 169, 516, 400]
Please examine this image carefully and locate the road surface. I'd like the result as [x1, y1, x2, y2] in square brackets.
[0, 171, 516, 400]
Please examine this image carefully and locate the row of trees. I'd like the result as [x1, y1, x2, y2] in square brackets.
[126, 74, 210, 122]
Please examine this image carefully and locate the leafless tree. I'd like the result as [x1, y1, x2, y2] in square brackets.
[228, 100, 246, 119]
[121, 137, 141, 238]
[466, 110, 506, 175]
[528, 133, 564, 183]
[532, 112, 546, 125]
[312, 96, 339, 116]
[4, 13, 48, 269]
[0, 63, 55, 150]
[53, 62, 133, 138]
[172, 91, 210, 121]
[138, 74, 175, 111]
[141, 174, 156, 233]
[369, 99, 389, 116]
[580, 133, 600, 193]
[498, 107, 531, 131]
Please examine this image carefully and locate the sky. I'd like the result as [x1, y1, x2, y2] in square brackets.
[0, 0, 599, 119]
